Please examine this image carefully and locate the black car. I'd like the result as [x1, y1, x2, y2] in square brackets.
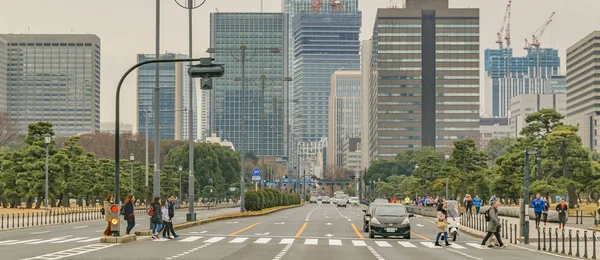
[362, 199, 388, 232]
[366, 204, 414, 239]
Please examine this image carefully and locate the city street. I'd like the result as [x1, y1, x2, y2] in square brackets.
[2, 203, 585, 260]
[0, 207, 239, 260]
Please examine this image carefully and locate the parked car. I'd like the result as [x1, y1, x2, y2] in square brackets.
[322, 196, 331, 204]
[366, 204, 413, 239]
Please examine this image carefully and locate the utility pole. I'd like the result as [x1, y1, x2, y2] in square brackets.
[261, 74, 266, 190]
[522, 148, 538, 244]
[153, 0, 161, 200]
[144, 108, 149, 206]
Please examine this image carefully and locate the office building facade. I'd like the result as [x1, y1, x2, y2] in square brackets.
[483, 47, 560, 117]
[136, 53, 196, 141]
[566, 31, 600, 151]
[210, 13, 289, 157]
[360, 39, 374, 170]
[368, 0, 480, 161]
[1, 34, 101, 136]
[327, 71, 361, 168]
[479, 117, 511, 148]
[510, 93, 566, 137]
[0, 37, 6, 111]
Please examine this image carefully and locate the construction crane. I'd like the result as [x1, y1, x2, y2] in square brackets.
[531, 12, 555, 48]
[524, 12, 556, 93]
[496, 1, 512, 49]
[389, 0, 400, 8]
[311, 0, 323, 13]
[330, 0, 343, 12]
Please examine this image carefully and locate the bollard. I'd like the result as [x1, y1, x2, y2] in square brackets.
[593, 231, 597, 260]
[11, 213, 14, 228]
[27, 213, 29, 227]
[543, 228, 547, 251]
[549, 228, 553, 252]
[584, 231, 588, 259]
[596, 210, 598, 226]
[17, 213, 19, 228]
[569, 230, 572, 256]
[538, 227, 541, 250]
[577, 231, 580, 257]
[581, 210, 584, 225]
[577, 210, 580, 224]
[555, 228, 559, 253]
[561, 229, 565, 254]
[1, 214, 3, 230]
[510, 224, 513, 244]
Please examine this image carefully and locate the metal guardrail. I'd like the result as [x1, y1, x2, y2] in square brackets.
[538, 227, 598, 259]
[459, 213, 518, 245]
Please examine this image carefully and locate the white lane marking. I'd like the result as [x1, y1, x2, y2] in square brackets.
[52, 237, 88, 243]
[305, 203, 321, 220]
[375, 241, 392, 247]
[398, 241, 417, 248]
[446, 248, 483, 260]
[367, 245, 386, 260]
[20, 243, 117, 260]
[226, 221, 239, 224]
[449, 243, 467, 249]
[274, 222, 285, 225]
[466, 243, 488, 249]
[165, 243, 211, 260]
[272, 243, 293, 260]
[420, 242, 441, 248]
[334, 205, 352, 221]
[180, 236, 203, 242]
[325, 234, 334, 237]
[73, 225, 88, 229]
[30, 231, 50, 235]
[0, 240, 19, 245]
[94, 230, 104, 232]
[230, 237, 248, 243]
[77, 237, 101, 243]
[352, 240, 367, 246]
[2, 239, 41, 245]
[135, 224, 140, 227]
[254, 238, 272, 244]
[326, 223, 332, 225]
[329, 239, 342, 246]
[27, 236, 71, 244]
[417, 224, 424, 227]
[304, 239, 318, 245]
[279, 238, 294, 244]
[204, 237, 225, 243]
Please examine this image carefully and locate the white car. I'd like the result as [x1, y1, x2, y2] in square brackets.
[349, 197, 359, 206]
[336, 198, 347, 207]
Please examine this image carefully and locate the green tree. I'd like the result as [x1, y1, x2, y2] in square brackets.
[367, 160, 395, 183]
[484, 138, 518, 163]
[445, 139, 489, 197]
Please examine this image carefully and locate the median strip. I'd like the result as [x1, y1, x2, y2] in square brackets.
[351, 223, 364, 239]
[295, 223, 308, 237]
[229, 222, 262, 236]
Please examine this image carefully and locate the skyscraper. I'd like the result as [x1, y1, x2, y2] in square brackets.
[327, 70, 361, 168]
[483, 48, 560, 117]
[210, 13, 289, 157]
[566, 31, 600, 151]
[367, 0, 480, 160]
[0, 36, 6, 111]
[1, 34, 101, 136]
[136, 53, 196, 141]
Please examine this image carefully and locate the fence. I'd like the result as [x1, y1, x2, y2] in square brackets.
[459, 213, 519, 244]
[0, 206, 146, 231]
[537, 227, 598, 259]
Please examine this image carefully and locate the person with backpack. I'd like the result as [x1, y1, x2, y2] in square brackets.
[162, 196, 179, 238]
[149, 197, 163, 239]
[473, 195, 483, 215]
[480, 201, 505, 248]
[532, 193, 545, 230]
[556, 198, 568, 229]
[102, 194, 113, 237]
[123, 194, 135, 235]
[434, 202, 452, 247]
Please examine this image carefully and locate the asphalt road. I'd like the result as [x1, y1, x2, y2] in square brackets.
[0, 207, 239, 260]
[3, 202, 589, 260]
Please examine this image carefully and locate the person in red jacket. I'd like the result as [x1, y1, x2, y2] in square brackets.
[556, 198, 568, 229]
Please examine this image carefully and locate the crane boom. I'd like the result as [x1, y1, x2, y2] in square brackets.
[531, 12, 555, 47]
[504, 1, 512, 48]
[496, 1, 511, 48]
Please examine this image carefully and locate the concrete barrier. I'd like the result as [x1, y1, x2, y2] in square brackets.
[479, 206, 568, 222]
[100, 234, 137, 244]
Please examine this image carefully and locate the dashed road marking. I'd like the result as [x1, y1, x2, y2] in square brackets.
[420, 242, 441, 248]
[279, 238, 294, 244]
[398, 241, 417, 248]
[30, 231, 50, 235]
[204, 237, 225, 243]
[367, 245, 386, 260]
[254, 238, 272, 244]
[329, 239, 342, 246]
[446, 248, 483, 260]
[2, 239, 41, 245]
[73, 225, 88, 229]
[352, 240, 367, 246]
[375, 241, 392, 247]
[52, 237, 88, 243]
[180, 236, 203, 242]
[21, 243, 117, 260]
[272, 242, 293, 260]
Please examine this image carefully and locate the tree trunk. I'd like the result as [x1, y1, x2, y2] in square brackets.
[50, 198, 57, 208]
[1, 198, 7, 208]
[25, 197, 33, 208]
[10, 198, 18, 208]
[61, 190, 70, 207]
[77, 198, 83, 207]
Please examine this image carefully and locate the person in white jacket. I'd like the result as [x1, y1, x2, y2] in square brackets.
[161, 202, 173, 239]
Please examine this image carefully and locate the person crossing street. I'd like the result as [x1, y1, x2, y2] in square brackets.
[481, 201, 505, 248]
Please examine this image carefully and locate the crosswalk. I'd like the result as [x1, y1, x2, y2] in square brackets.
[0, 236, 100, 245]
[153, 236, 489, 250]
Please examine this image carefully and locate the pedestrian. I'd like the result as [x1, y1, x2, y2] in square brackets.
[150, 197, 163, 239]
[103, 194, 113, 237]
[124, 194, 135, 235]
[489, 195, 498, 205]
[163, 196, 179, 238]
[556, 198, 568, 229]
[532, 193, 544, 230]
[465, 195, 473, 214]
[161, 200, 173, 239]
[473, 195, 482, 215]
[480, 201, 505, 248]
[542, 196, 549, 226]
[434, 202, 452, 247]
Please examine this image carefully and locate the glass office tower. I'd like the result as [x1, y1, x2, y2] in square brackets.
[210, 13, 288, 157]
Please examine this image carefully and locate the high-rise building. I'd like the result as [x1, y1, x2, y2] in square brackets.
[341, 137, 361, 174]
[545, 75, 566, 94]
[198, 88, 210, 140]
[136, 53, 196, 141]
[1, 34, 101, 136]
[0, 36, 7, 111]
[479, 117, 511, 148]
[483, 48, 560, 117]
[367, 0, 480, 160]
[360, 39, 373, 170]
[100, 122, 133, 134]
[510, 93, 566, 137]
[566, 31, 600, 151]
[327, 70, 360, 168]
[210, 13, 289, 157]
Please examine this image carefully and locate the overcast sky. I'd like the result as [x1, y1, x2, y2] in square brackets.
[1, 0, 599, 129]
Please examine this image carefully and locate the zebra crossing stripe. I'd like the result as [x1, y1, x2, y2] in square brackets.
[398, 241, 417, 248]
[279, 238, 294, 244]
[77, 238, 101, 243]
[229, 238, 248, 243]
[254, 238, 271, 244]
[27, 237, 70, 244]
[329, 239, 342, 246]
[180, 236, 203, 242]
[2, 239, 41, 245]
[53, 237, 88, 244]
[204, 237, 225, 243]
[352, 240, 367, 247]
[420, 242, 440, 248]
[304, 239, 318, 245]
[0, 240, 18, 245]
[375, 241, 392, 247]
[466, 243, 488, 249]
[449, 244, 467, 249]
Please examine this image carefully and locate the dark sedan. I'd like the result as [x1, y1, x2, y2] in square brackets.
[367, 204, 414, 239]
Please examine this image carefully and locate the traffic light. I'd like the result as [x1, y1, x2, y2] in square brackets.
[110, 204, 119, 235]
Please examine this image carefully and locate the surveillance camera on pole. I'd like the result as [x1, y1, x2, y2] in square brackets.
[188, 57, 225, 90]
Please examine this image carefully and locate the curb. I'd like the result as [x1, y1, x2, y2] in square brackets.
[100, 234, 137, 244]
[134, 203, 304, 236]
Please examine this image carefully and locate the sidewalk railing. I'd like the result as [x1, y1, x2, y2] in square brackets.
[0, 206, 146, 231]
[537, 227, 598, 259]
[459, 213, 519, 244]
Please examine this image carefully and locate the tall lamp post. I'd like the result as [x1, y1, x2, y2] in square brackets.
[179, 165, 183, 208]
[522, 148, 539, 244]
[44, 135, 53, 210]
[207, 46, 281, 212]
[129, 153, 135, 194]
[174, 0, 208, 222]
[444, 152, 450, 200]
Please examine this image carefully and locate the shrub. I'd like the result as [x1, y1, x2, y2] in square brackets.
[245, 191, 261, 211]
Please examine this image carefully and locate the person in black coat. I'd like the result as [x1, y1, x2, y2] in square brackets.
[124, 194, 135, 235]
[162, 196, 179, 238]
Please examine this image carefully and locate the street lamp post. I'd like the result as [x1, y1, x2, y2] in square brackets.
[129, 153, 135, 194]
[44, 135, 52, 210]
[444, 152, 450, 200]
[179, 165, 183, 208]
[522, 148, 539, 244]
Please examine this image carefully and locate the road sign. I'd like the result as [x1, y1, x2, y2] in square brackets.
[251, 168, 261, 181]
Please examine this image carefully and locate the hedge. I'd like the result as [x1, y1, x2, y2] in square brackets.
[244, 188, 302, 212]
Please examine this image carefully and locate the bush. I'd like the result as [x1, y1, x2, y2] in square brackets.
[245, 191, 261, 211]
[244, 189, 303, 211]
